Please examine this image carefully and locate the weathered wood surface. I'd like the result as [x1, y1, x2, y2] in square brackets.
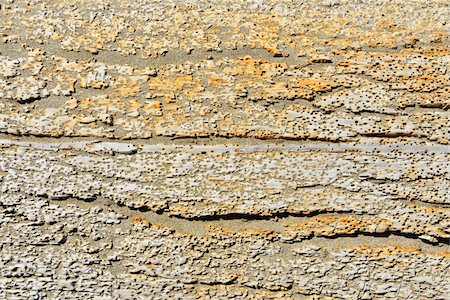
[0, 0, 449, 298]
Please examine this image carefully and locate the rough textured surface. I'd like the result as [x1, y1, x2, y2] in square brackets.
[1, 0, 450, 299]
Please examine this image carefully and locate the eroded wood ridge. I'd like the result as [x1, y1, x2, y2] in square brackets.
[1, 0, 450, 299]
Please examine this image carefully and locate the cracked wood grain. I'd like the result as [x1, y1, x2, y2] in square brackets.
[1, 0, 450, 299]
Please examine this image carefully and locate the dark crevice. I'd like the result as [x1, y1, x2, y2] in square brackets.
[152, 209, 355, 221]
[116, 202, 166, 215]
[408, 199, 450, 208]
[360, 132, 415, 138]
[388, 196, 450, 208]
[0, 131, 440, 148]
[47, 194, 98, 202]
